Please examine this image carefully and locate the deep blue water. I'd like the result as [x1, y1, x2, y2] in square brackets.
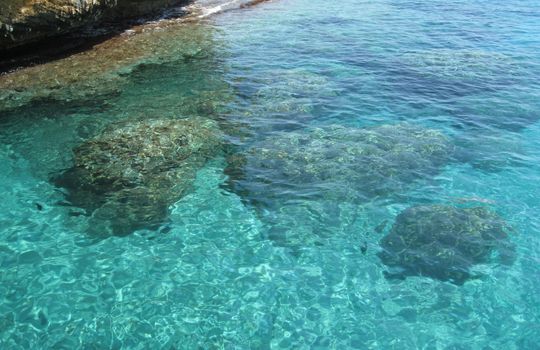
[1, 0, 539, 348]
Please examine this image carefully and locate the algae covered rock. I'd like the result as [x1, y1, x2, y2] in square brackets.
[252, 69, 335, 114]
[395, 49, 521, 97]
[382, 49, 526, 113]
[400, 50, 517, 80]
[0, 21, 220, 111]
[225, 123, 452, 207]
[54, 117, 222, 236]
[378, 205, 516, 284]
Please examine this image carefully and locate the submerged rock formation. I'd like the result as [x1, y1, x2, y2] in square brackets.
[378, 205, 516, 285]
[0, 0, 184, 51]
[400, 50, 517, 80]
[225, 123, 453, 208]
[224, 123, 453, 249]
[252, 69, 335, 115]
[53, 117, 222, 236]
[0, 21, 219, 111]
[391, 49, 521, 99]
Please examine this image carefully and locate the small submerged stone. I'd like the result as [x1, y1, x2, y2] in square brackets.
[53, 117, 222, 236]
[378, 205, 516, 285]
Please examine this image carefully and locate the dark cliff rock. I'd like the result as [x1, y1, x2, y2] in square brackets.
[0, 0, 185, 51]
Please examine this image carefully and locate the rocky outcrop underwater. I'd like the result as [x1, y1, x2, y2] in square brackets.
[0, 0, 185, 52]
[225, 123, 453, 207]
[378, 205, 516, 285]
[0, 20, 220, 111]
[53, 117, 222, 236]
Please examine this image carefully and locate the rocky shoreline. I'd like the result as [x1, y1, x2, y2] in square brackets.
[0, 0, 276, 73]
[0, 0, 192, 72]
[0, 0, 187, 50]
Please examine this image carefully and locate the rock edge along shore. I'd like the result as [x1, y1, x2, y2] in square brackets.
[0, 0, 275, 72]
[0, 0, 189, 51]
[0, 0, 190, 71]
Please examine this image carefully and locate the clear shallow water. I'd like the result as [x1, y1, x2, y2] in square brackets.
[1, 0, 540, 348]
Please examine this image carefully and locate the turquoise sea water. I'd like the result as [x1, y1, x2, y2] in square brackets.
[1, 0, 540, 348]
